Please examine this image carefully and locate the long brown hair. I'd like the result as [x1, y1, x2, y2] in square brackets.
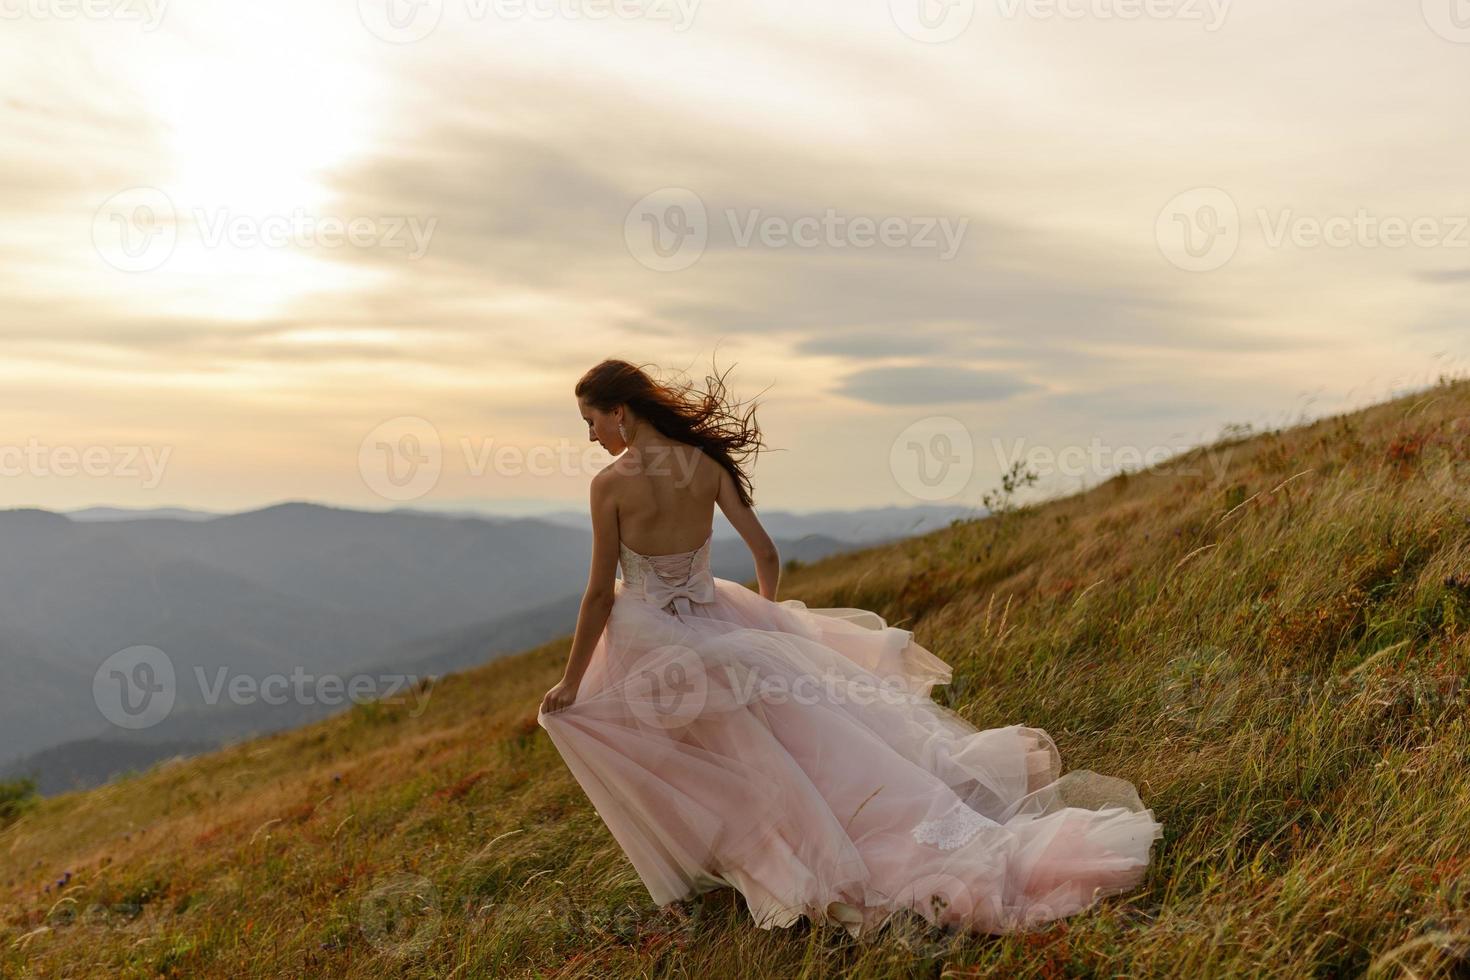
[575, 357, 771, 508]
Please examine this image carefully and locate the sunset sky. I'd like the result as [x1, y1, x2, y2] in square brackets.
[2, 0, 1466, 517]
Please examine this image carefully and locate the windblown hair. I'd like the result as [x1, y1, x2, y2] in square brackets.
[575, 357, 770, 509]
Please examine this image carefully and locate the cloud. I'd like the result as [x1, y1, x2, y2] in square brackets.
[311, 66, 1296, 388]
[833, 365, 1037, 405]
[1416, 269, 1470, 284]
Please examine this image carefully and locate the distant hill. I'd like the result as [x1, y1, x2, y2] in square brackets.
[64, 506, 224, 522]
[502, 503, 980, 542]
[0, 504, 956, 782]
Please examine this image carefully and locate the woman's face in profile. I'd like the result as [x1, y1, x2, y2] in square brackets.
[578, 397, 621, 453]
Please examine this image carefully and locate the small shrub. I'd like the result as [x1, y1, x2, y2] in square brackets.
[0, 776, 38, 826]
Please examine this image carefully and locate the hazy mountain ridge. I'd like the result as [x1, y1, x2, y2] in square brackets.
[0, 504, 958, 791]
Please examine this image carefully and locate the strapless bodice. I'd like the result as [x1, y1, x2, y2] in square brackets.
[618, 530, 716, 619]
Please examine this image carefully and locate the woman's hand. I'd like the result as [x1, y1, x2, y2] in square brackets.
[540, 677, 580, 715]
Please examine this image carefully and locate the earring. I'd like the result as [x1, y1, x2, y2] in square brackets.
[618, 421, 627, 441]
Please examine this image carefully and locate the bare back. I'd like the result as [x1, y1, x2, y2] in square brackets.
[609, 442, 721, 556]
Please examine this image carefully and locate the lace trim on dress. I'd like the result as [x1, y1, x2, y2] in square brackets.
[912, 801, 995, 851]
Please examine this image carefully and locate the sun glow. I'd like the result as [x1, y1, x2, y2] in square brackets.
[108, 4, 388, 319]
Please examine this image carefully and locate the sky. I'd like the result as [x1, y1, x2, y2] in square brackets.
[1, 0, 1466, 517]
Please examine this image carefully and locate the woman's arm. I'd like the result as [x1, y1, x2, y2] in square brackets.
[715, 463, 780, 600]
[541, 470, 620, 713]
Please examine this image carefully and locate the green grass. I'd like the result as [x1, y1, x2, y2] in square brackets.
[4, 376, 1470, 978]
[0, 778, 38, 830]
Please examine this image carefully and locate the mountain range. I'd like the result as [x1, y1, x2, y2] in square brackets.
[0, 501, 976, 793]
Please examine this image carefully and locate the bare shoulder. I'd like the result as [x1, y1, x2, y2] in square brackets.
[593, 463, 623, 495]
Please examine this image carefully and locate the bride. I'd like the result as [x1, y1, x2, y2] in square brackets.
[538, 357, 1162, 937]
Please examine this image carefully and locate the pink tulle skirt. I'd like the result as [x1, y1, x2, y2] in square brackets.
[538, 575, 1162, 937]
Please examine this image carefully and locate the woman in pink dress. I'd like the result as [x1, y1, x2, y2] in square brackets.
[538, 358, 1162, 937]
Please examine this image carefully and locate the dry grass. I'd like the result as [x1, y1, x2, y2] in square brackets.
[4, 377, 1470, 978]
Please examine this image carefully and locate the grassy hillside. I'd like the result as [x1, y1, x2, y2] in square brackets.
[4, 377, 1470, 978]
